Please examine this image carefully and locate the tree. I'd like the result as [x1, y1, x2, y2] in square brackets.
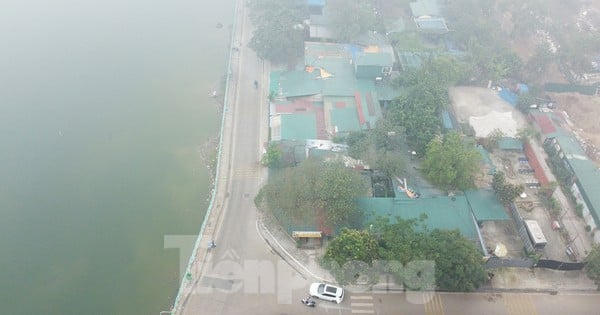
[256, 158, 367, 228]
[324, 228, 379, 267]
[491, 172, 524, 205]
[584, 244, 600, 289]
[389, 58, 470, 154]
[315, 160, 367, 227]
[261, 142, 282, 168]
[248, 0, 308, 64]
[524, 44, 555, 81]
[425, 229, 487, 291]
[372, 151, 405, 178]
[346, 130, 374, 161]
[327, 0, 377, 42]
[516, 93, 538, 112]
[421, 132, 481, 191]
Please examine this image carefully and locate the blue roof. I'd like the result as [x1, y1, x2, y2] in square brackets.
[441, 110, 453, 129]
[499, 88, 518, 106]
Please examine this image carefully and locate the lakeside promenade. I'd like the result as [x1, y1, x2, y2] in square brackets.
[170, 0, 269, 313]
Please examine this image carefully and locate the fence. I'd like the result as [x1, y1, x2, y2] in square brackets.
[535, 259, 585, 271]
[544, 82, 598, 95]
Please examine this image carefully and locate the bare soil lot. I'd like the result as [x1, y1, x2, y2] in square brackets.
[449, 86, 529, 137]
[548, 92, 600, 163]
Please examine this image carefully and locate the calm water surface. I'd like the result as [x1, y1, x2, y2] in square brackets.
[0, 1, 234, 314]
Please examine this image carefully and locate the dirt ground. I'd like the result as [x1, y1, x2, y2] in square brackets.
[548, 92, 600, 163]
[449, 86, 529, 135]
[478, 149, 572, 261]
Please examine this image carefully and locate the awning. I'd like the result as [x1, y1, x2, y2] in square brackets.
[292, 231, 323, 238]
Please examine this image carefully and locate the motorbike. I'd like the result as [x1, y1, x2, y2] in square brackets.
[301, 296, 316, 307]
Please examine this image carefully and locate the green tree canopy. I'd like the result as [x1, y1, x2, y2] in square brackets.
[344, 116, 405, 178]
[327, 0, 377, 42]
[256, 158, 367, 228]
[421, 132, 481, 191]
[389, 58, 470, 154]
[324, 228, 378, 267]
[585, 244, 600, 289]
[261, 142, 282, 168]
[322, 218, 487, 291]
[492, 171, 524, 204]
[248, 0, 308, 64]
[425, 229, 487, 291]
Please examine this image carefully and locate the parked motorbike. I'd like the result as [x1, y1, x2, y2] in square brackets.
[301, 296, 316, 307]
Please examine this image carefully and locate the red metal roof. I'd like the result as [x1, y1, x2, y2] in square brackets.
[530, 113, 556, 134]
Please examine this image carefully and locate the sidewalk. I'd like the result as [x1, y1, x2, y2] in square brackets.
[258, 211, 599, 293]
[256, 212, 336, 283]
[485, 267, 597, 292]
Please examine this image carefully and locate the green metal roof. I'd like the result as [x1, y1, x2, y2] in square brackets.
[409, 0, 441, 17]
[464, 190, 509, 221]
[277, 70, 321, 98]
[280, 114, 318, 140]
[330, 107, 361, 132]
[359, 196, 479, 240]
[569, 158, 600, 225]
[355, 52, 394, 66]
[414, 16, 448, 33]
[547, 130, 600, 226]
[497, 137, 523, 151]
[554, 132, 587, 156]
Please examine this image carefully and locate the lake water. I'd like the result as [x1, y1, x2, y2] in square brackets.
[0, 1, 234, 314]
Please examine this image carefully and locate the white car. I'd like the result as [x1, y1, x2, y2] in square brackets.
[309, 282, 344, 304]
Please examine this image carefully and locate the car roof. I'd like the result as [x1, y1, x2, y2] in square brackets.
[325, 285, 338, 294]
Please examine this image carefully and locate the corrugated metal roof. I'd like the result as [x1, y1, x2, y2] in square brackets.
[359, 195, 479, 240]
[414, 17, 448, 32]
[277, 70, 321, 98]
[280, 113, 318, 140]
[529, 111, 557, 134]
[409, 0, 441, 17]
[498, 137, 523, 151]
[330, 107, 361, 133]
[355, 52, 394, 66]
[569, 158, 600, 224]
[464, 190, 509, 221]
[548, 130, 600, 226]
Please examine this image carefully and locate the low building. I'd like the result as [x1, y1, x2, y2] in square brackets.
[409, 0, 448, 33]
[269, 42, 398, 141]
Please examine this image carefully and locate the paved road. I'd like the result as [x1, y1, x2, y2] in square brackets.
[173, 1, 600, 314]
[175, 1, 315, 314]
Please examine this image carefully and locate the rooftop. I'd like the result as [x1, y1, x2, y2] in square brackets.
[409, 0, 442, 18]
[359, 195, 479, 240]
[464, 190, 509, 222]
